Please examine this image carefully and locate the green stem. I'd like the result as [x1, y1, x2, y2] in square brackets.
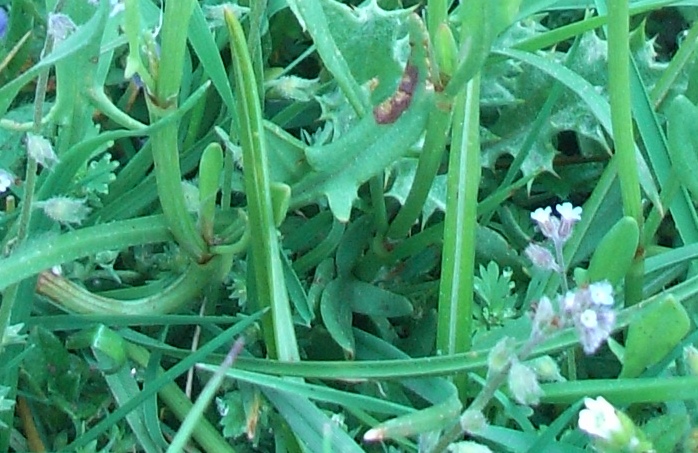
[436, 75, 480, 365]
[36, 257, 222, 315]
[387, 100, 452, 240]
[0, 29, 53, 352]
[148, 0, 207, 261]
[607, 0, 644, 305]
[0, 215, 171, 291]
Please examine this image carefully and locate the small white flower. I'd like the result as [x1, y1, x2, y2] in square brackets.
[578, 397, 622, 441]
[579, 309, 598, 328]
[531, 206, 552, 223]
[556, 202, 582, 240]
[589, 280, 614, 306]
[556, 202, 582, 222]
[0, 169, 12, 193]
[531, 206, 560, 240]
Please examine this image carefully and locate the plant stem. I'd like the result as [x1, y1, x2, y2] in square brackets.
[436, 75, 480, 387]
[607, 0, 644, 305]
[148, 0, 208, 261]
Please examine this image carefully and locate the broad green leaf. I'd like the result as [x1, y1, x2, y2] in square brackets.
[620, 295, 690, 378]
[586, 216, 639, 286]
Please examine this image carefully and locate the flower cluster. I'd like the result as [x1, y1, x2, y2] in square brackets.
[561, 282, 616, 354]
[525, 202, 582, 274]
[525, 202, 616, 354]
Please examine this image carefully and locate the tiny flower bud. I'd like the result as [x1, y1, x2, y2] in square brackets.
[26, 133, 59, 169]
[508, 361, 543, 406]
[36, 196, 90, 225]
[459, 410, 487, 434]
[527, 356, 565, 382]
[487, 337, 515, 376]
[532, 296, 556, 335]
[524, 243, 558, 271]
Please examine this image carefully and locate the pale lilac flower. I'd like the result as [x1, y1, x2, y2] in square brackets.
[589, 280, 614, 306]
[558, 285, 616, 354]
[531, 206, 558, 239]
[0, 169, 12, 193]
[578, 397, 622, 441]
[530, 202, 583, 243]
[508, 361, 543, 405]
[556, 202, 582, 240]
[524, 243, 558, 271]
[576, 307, 615, 354]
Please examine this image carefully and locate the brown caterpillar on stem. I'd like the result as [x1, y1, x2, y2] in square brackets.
[372, 64, 419, 124]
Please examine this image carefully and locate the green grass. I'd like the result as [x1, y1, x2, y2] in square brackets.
[0, 0, 698, 452]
